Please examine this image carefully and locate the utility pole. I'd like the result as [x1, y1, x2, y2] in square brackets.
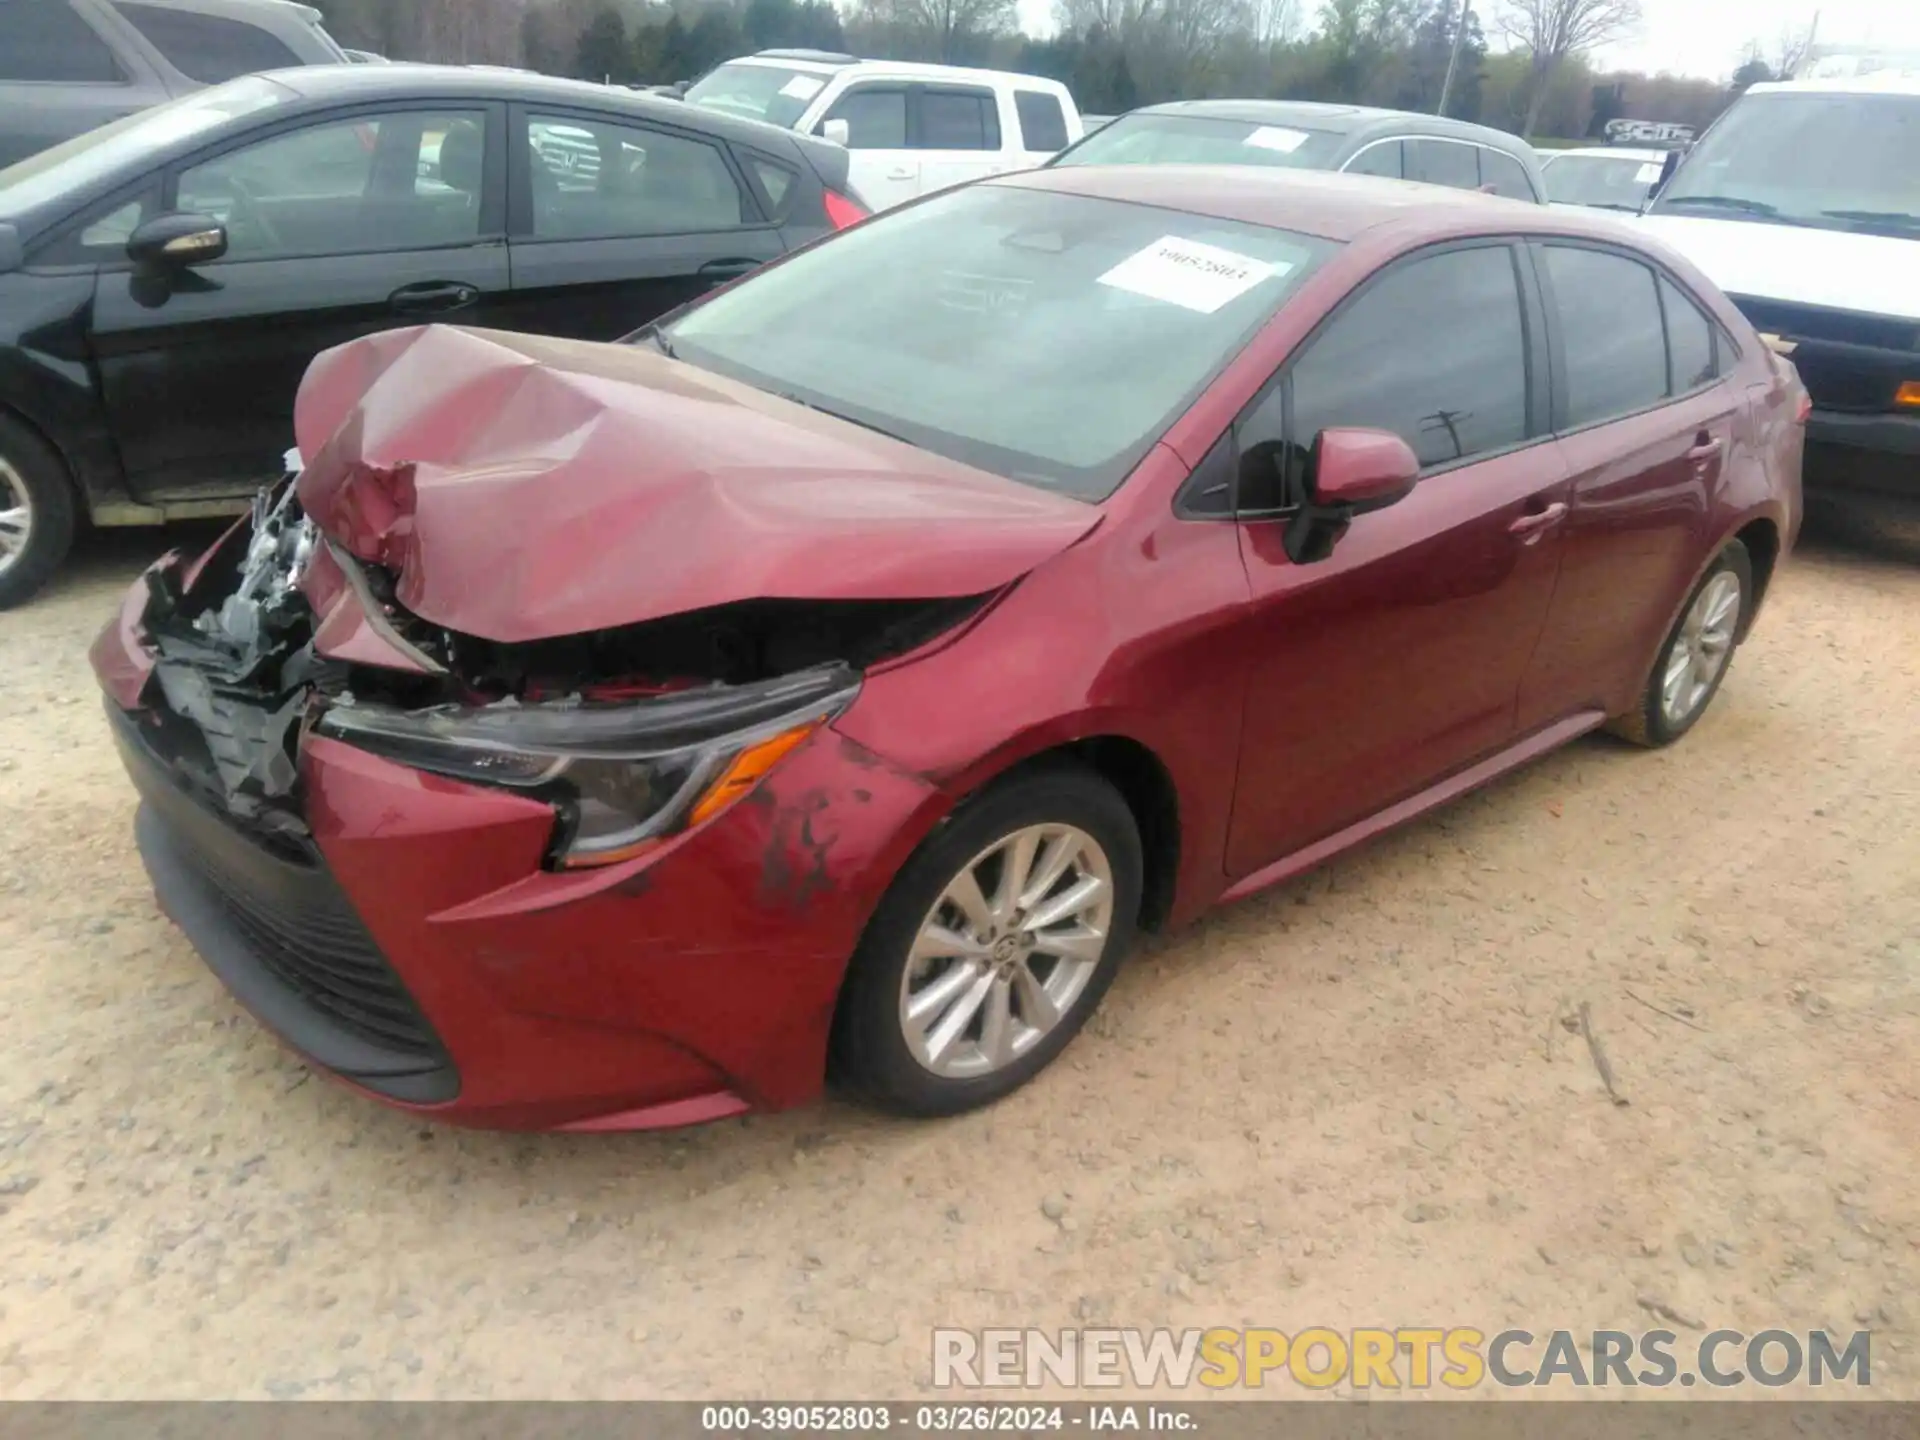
[1438, 0, 1470, 116]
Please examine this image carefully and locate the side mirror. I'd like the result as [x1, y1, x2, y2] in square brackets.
[1646, 148, 1682, 205]
[820, 118, 851, 147]
[127, 213, 227, 269]
[1283, 427, 1419, 564]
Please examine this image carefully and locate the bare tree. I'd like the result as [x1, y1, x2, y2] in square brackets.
[860, 0, 1018, 60]
[1499, 0, 1640, 138]
[1249, 0, 1302, 44]
[1772, 15, 1818, 79]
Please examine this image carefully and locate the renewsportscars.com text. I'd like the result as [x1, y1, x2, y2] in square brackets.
[932, 1327, 1872, 1390]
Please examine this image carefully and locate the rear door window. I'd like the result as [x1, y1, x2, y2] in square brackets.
[527, 113, 748, 238]
[1406, 138, 1480, 190]
[0, 0, 124, 82]
[914, 87, 999, 151]
[114, 2, 302, 83]
[1543, 245, 1671, 426]
[1014, 90, 1068, 152]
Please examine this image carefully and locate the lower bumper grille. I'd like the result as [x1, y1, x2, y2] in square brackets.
[112, 704, 457, 1104]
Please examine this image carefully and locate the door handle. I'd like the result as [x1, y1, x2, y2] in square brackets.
[885, 167, 917, 180]
[1687, 436, 1725, 463]
[388, 281, 478, 315]
[1508, 501, 1568, 541]
[698, 258, 762, 283]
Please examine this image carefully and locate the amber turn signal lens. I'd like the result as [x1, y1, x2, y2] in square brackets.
[1896, 381, 1920, 409]
[687, 722, 821, 828]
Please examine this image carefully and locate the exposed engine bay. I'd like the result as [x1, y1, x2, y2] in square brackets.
[135, 477, 989, 850]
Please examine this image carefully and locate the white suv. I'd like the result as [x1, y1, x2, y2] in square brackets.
[681, 50, 1083, 211]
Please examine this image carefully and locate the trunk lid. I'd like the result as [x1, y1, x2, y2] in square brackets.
[293, 325, 1100, 645]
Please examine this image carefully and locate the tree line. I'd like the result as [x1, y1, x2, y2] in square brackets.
[312, 0, 1804, 142]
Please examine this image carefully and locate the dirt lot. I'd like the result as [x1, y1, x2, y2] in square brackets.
[0, 523, 1916, 1401]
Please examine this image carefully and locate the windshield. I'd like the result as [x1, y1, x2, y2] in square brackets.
[682, 63, 830, 128]
[1654, 91, 1920, 239]
[660, 184, 1332, 499]
[1543, 152, 1665, 210]
[0, 77, 289, 219]
[1052, 114, 1345, 172]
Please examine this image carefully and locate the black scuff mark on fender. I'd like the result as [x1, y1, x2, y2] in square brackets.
[852, 788, 872, 803]
[837, 735, 886, 771]
[612, 869, 654, 898]
[759, 789, 838, 910]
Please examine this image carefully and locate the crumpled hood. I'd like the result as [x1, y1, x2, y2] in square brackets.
[292, 325, 1101, 644]
[1635, 214, 1920, 321]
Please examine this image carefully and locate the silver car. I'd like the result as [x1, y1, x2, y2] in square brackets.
[0, 0, 347, 168]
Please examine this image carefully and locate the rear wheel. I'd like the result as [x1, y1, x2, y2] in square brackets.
[0, 416, 78, 611]
[832, 764, 1142, 1117]
[1610, 539, 1752, 747]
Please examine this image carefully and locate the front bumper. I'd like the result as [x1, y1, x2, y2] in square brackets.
[94, 565, 945, 1132]
[1805, 410, 1920, 517]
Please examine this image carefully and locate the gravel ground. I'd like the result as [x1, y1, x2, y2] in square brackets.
[0, 522, 1916, 1401]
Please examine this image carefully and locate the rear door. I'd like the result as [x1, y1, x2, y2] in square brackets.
[1225, 240, 1571, 876]
[88, 103, 509, 500]
[910, 83, 1006, 195]
[503, 103, 784, 342]
[1517, 243, 1742, 728]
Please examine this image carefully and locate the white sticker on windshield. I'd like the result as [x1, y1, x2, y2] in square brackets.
[1635, 161, 1664, 184]
[1097, 235, 1289, 314]
[1244, 126, 1311, 154]
[779, 74, 826, 101]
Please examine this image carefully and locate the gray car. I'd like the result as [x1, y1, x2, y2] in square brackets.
[1048, 99, 1549, 203]
[0, 0, 346, 168]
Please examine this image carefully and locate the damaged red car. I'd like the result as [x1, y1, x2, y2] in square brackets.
[93, 168, 1805, 1131]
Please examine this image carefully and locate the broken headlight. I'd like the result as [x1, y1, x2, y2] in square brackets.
[313, 664, 859, 868]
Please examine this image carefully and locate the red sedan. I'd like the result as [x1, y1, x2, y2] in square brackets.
[93, 167, 1806, 1131]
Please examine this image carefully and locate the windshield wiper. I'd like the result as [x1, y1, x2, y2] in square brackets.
[1661, 194, 1781, 218]
[1819, 208, 1920, 233]
[769, 390, 913, 446]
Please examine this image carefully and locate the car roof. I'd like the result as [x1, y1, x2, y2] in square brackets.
[1122, 99, 1533, 150]
[997, 163, 1617, 242]
[715, 54, 1068, 89]
[1749, 75, 1920, 96]
[264, 63, 819, 145]
[1546, 146, 1669, 162]
[125, 0, 326, 17]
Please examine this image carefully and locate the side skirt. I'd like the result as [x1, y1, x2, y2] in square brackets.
[1219, 709, 1608, 906]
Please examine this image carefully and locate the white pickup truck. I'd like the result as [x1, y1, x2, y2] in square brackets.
[680, 50, 1084, 211]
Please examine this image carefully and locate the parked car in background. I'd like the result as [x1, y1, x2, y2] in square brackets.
[92, 168, 1801, 1131]
[1081, 114, 1115, 134]
[1047, 101, 1547, 202]
[0, 0, 347, 168]
[0, 63, 869, 606]
[1639, 72, 1920, 536]
[682, 50, 1083, 210]
[1541, 145, 1670, 211]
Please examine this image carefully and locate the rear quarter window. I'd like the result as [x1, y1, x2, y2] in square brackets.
[114, 2, 302, 83]
[1014, 90, 1068, 152]
[0, 0, 124, 83]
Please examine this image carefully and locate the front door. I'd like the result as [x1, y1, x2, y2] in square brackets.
[821, 85, 918, 211]
[88, 104, 508, 500]
[504, 106, 785, 342]
[1226, 241, 1571, 876]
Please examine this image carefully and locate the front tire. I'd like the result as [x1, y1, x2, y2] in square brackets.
[1609, 539, 1752, 747]
[832, 763, 1142, 1117]
[0, 415, 78, 611]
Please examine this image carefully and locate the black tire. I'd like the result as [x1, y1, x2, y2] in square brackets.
[831, 762, 1143, 1117]
[1609, 539, 1753, 748]
[0, 414, 78, 611]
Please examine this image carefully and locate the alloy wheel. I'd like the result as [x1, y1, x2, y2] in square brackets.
[898, 823, 1115, 1079]
[1659, 569, 1743, 727]
[0, 456, 31, 578]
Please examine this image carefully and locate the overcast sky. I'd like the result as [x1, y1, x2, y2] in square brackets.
[1010, 0, 1920, 82]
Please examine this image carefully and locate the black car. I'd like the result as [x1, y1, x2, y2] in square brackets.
[1047, 99, 1548, 203]
[0, 63, 870, 606]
